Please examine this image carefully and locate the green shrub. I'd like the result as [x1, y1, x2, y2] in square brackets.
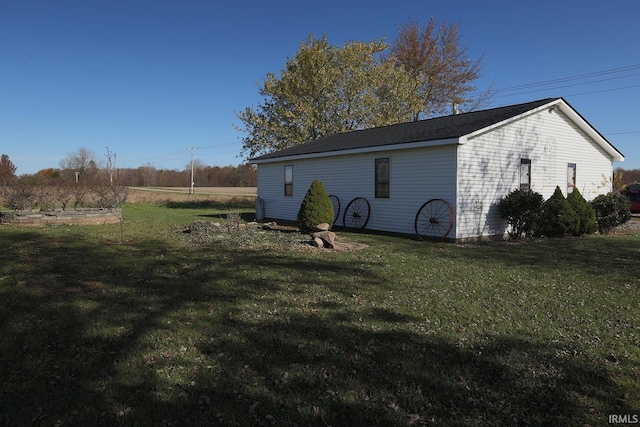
[297, 179, 334, 232]
[591, 192, 631, 234]
[497, 189, 544, 240]
[566, 188, 597, 235]
[536, 186, 580, 237]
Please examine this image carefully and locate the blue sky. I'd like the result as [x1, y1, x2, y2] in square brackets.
[1, 0, 639, 175]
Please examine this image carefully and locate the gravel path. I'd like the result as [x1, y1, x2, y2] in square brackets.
[611, 215, 640, 234]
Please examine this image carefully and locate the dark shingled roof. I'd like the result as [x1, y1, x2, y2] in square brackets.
[251, 98, 560, 161]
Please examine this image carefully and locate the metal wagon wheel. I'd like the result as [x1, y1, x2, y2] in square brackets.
[328, 195, 340, 224]
[343, 197, 371, 232]
[414, 199, 454, 241]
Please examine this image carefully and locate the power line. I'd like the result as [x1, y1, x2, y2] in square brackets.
[470, 63, 640, 102]
[492, 64, 640, 94]
[119, 141, 241, 165]
[195, 142, 238, 150]
[472, 64, 640, 136]
[493, 74, 640, 99]
[605, 131, 640, 136]
[122, 149, 188, 163]
[562, 83, 640, 98]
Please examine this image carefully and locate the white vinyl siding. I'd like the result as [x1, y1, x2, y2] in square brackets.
[256, 144, 457, 236]
[457, 108, 613, 240]
[255, 101, 617, 241]
[552, 112, 612, 197]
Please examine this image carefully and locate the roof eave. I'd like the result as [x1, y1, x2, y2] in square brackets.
[464, 99, 561, 141]
[463, 98, 624, 162]
[556, 100, 625, 162]
[250, 137, 461, 164]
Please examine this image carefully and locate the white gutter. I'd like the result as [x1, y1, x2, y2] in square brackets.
[250, 137, 460, 164]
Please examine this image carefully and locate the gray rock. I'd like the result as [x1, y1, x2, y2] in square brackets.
[311, 231, 336, 248]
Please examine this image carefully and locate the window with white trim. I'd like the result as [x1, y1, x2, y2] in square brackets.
[375, 158, 389, 198]
[520, 159, 531, 191]
[284, 165, 293, 196]
[567, 163, 576, 194]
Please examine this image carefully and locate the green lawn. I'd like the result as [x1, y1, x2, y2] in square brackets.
[1, 202, 638, 426]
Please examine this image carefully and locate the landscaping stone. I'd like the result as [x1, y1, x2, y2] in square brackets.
[311, 230, 336, 248]
[262, 221, 278, 230]
[181, 219, 368, 251]
[0, 208, 121, 226]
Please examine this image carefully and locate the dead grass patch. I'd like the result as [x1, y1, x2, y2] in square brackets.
[126, 187, 255, 205]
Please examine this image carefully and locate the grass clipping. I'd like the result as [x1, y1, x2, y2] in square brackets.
[180, 213, 368, 251]
[180, 218, 310, 250]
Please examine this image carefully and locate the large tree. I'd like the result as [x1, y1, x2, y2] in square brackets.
[235, 34, 421, 159]
[390, 18, 493, 120]
[236, 20, 491, 159]
[0, 154, 17, 184]
[59, 146, 101, 180]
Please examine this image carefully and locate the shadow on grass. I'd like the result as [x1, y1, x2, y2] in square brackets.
[0, 229, 631, 426]
[446, 235, 640, 282]
[195, 317, 625, 426]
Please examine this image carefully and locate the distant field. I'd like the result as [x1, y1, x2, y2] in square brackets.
[127, 186, 256, 204]
[128, 186, 256, 195]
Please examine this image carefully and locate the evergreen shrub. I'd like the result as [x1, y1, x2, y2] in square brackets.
[566, 187, 597, 235]
[497, 189, 544, 240]
[591, 192, 631, 234]
[297, 179, 334, 232]
[536, 186, 580, 237]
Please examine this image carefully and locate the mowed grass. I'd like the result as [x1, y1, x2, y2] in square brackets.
[1, 192, 639, 426]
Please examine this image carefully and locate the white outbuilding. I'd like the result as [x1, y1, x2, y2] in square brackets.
[250, 98, 624, 241]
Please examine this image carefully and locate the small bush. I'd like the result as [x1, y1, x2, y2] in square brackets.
[591, 192, 631, 234]
[567, 188, 597, 235]
[498, 189, 544, 240]
[297, 179, 334, 232]
[536, 186, 580, 237]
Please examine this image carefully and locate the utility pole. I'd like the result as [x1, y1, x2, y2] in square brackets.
[105, 146, 116, 187]
[188, 146, 196, 195]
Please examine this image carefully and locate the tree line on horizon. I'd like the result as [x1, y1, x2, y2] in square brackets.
[2, 150, 638, 193]
[0, 152, 256, 188]
[41, 163, 257, 188]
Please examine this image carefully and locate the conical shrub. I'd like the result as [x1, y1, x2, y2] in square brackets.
[567, 187, 597, 235]
[536, 186, 580, 237]
[297, 179, 334, 232]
